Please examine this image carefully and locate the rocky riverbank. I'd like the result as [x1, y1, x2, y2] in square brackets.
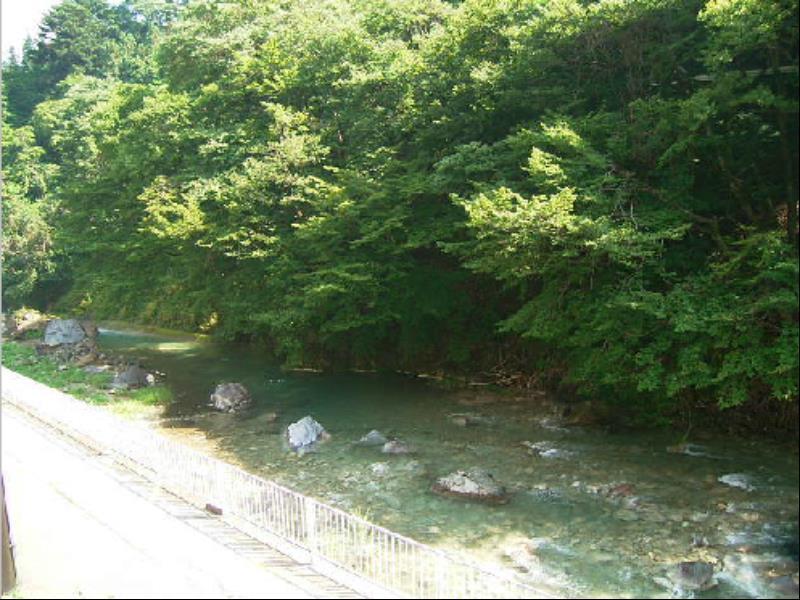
[8, 317, 796, 599]
[2, 310, 171, 417]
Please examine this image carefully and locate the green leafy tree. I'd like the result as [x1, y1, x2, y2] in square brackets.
[2, 0, 797, 425]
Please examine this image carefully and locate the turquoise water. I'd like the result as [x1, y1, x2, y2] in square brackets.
[98, 326, 799, 598]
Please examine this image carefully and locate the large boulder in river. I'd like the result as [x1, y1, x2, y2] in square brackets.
[112, 365, 153, 390]
[210, 382, 252, 412]
[287, 416, 329, 452]
[43, 319, 87, 346]
[432, 468, 509, 504]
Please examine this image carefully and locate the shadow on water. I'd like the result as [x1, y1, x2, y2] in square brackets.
[98, 327, 800, 599]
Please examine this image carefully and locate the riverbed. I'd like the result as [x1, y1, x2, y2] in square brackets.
[98, 326, 799, 599]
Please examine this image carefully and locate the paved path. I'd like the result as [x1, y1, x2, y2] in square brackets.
[1, 405, 359, 599]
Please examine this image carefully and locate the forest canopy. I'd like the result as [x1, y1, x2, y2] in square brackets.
[2, 0, 798, 424]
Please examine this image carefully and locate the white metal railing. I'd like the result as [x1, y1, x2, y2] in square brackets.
[1, 367, 553, 599]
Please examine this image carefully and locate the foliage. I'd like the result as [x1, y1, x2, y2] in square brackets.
[1, 341, 113, 403]
[1, 121, 60, 307]
[2, 0, 797, 424]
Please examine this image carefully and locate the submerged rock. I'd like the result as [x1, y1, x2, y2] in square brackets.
[382, 439, 414, 455]
[357, 429, 388, 447]
[504, 540, 544, 572]
[720, 552, 799, 598]
[502, 538, 574, 594]
[287, 416, 329, 452]
[432, 468, 509, 504]
[527, 487, 568, 503]
[667, 442, 711, 457]
[112, 365, 153, 390]
[719, 473, 755, 491]
[535, 417, 569, 432]
[522, 440, 573, 459]
[210, 382, 252, 412]
[663, 561, 717, 592]
[403, 460, 428, 477]
[43, 319, 87, 346]
[614, 509, 640, 522]
[448, 413, 488, 427]
[607, 483, 635, 498]
[370, 462, 390, 477]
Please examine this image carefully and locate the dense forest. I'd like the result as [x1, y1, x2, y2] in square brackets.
[2, 0, 798, 426]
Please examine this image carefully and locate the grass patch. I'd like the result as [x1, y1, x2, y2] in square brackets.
[2, 341, 173, 416]
[18, 327, 45, 341]
[126, 385, 174, 405]
[106, 399, 166, 420]
[2, 341, 113, 403]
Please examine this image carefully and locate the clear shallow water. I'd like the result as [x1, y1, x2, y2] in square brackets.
[98, 327, 799, 598]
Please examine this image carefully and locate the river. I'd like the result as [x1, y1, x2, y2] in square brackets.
[97, 326, 799, 599]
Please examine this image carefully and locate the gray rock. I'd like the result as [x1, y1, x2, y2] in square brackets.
[522, 440, 573, 459]
[43, 319, 87, 346]
[382, 440, 414, 455]
[358, 430, 388, 447]
[719, 473, 754, 491]
[370, 462, 390, 477]
[37, 338, 98, 365]
[432, 468, 509, 504]
[665, 561, 716, 591]
[287, 416, 328, 452]
[448, 413, 488, 427]
[404, 460, 428, 477]
[210, 382, 252, 412]
[528, 488, 567, 503]
[666, 442, 712, 457]
[614, 509, 640, 522]
[112, 365, 152, 390]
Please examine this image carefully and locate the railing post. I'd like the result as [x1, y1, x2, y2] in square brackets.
[305, 496, 318, 566]
[436, 553, 448, 599]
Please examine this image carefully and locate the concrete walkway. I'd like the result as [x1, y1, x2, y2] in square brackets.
[1, 406, 357, 599]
